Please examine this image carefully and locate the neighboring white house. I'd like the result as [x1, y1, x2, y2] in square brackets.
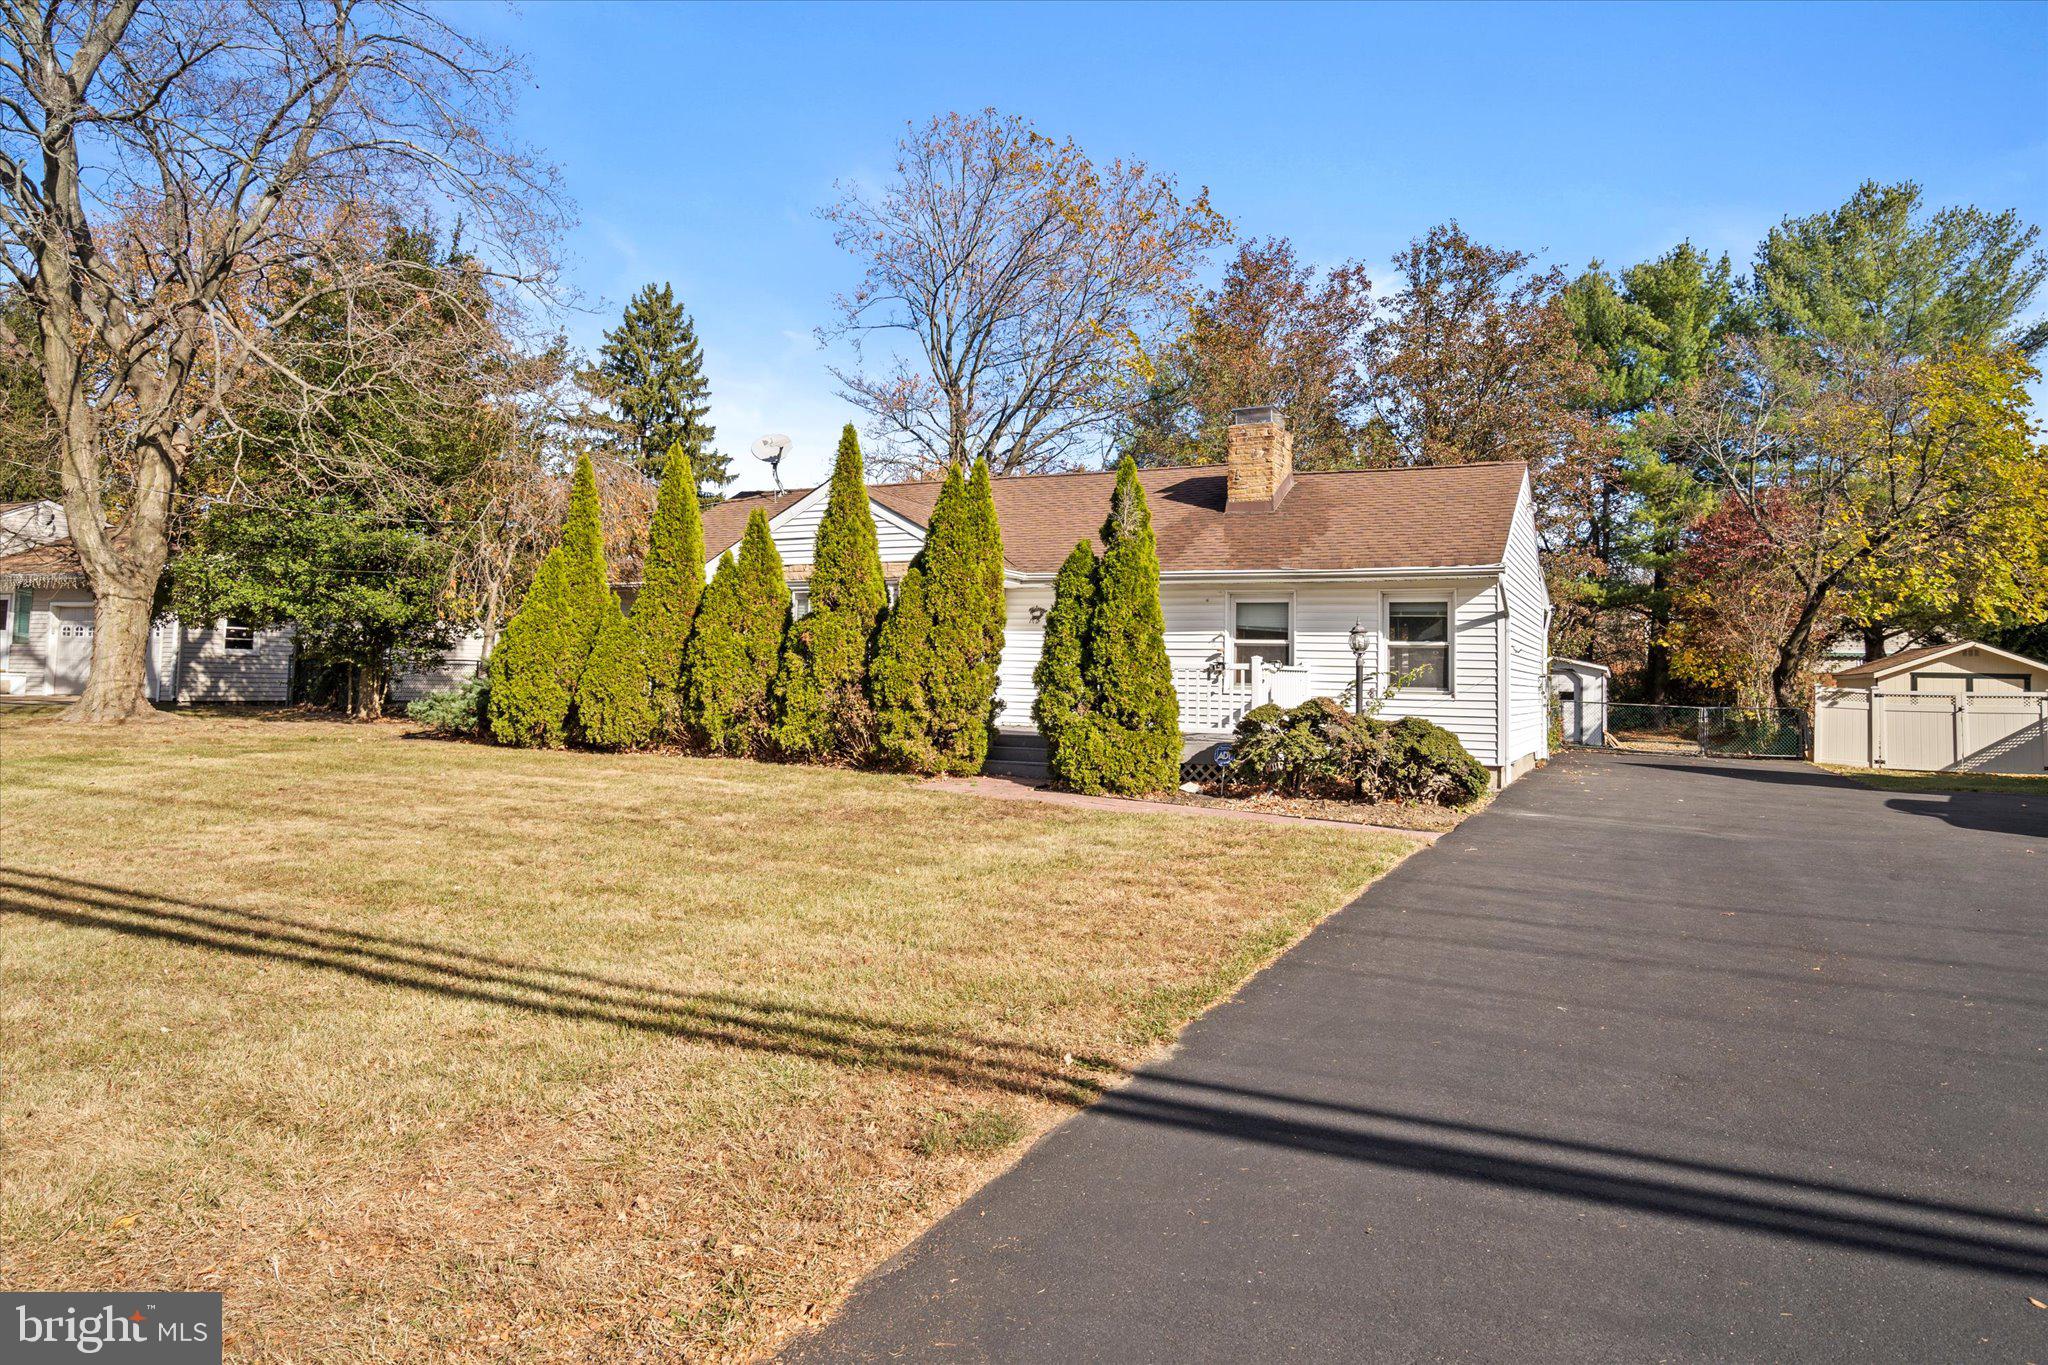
[690, 408, 1553, 787]
[1549, 657, 1610, 746]
[1814, 640, 2048, 774]
[0, 499, 294, 702]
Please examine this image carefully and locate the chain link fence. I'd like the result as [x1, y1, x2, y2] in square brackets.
[1605, 704, 1807, 758]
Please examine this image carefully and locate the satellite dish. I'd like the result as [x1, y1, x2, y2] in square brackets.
[751, 434, 791, 492]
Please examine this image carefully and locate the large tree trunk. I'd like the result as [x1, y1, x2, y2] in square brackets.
[1643, 566, 1671, 703]
[72, 586, 157, 721]
[1861, 623, 1888, 663]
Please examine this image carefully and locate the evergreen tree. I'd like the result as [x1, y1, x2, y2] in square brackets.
[489, 452, 613, 746]
[486, 551, 576, 747]
[629, 443, 706, 738]
[682, 510, 789, 754]
[870, 461, 1007, 774]
[1753, 181, 2047, 356]
[1058, 458, 1180, 794]
[1032, 541, 1097, 770]
[576, 600, 655, 750]
[772, 424, 887, 760]
[584, 282, 731, 488]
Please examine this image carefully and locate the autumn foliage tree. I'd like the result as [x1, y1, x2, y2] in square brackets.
[1123, 237, 1374, 469]
[823, 109, 1230, 478]
[1660, 339, 2048, 709]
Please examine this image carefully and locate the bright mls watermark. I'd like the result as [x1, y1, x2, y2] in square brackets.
[4, 1294, 220, 1362]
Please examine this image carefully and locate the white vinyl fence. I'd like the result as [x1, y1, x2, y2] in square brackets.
[1814, 687, 2048, 774]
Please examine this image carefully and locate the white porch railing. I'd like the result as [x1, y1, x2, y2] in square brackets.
[1174, 662, 1251, 735]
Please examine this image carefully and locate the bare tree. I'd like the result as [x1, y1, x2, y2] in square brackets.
[822, 110, 1229, 480]
[0, 0, 563, 720]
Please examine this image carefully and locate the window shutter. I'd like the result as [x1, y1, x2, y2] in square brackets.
[11, 588, 29, 641]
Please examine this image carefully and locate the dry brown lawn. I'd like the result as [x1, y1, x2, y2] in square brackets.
[0, 713, 1411, 1361]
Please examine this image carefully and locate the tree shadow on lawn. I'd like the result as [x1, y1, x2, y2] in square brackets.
[0, 867, 1118, 1104]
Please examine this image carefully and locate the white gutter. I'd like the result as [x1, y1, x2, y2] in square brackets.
[1006, 563, 1506, 586]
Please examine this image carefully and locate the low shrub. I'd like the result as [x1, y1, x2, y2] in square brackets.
[406, 676, 487, 736]
[1228, 699, 1486, 806]
[1382, 716, 1490, 806]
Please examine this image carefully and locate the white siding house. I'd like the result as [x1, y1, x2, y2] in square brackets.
[0, 499, 293, 703]
[694, 409, 1553, 787]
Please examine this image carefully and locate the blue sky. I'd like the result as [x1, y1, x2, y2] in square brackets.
[468, 1, 2048, 489]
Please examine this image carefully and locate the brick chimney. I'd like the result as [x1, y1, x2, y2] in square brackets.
[1226, 406, 1294, 510]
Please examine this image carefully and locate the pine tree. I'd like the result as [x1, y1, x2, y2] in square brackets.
[1059, 458, 1181, 793]
[488, 452, 612, 747]
[576, 600, 655, 750]
[682, 510, 789, 754]
[772, 424, 887, 760]
[585, 282, 731, 488]
[1033, 541, 1096, 771]
[870, 461, 1007, 774]
[629, 443, 705, 739]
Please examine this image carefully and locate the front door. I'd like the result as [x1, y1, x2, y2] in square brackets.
[50, 601, 93, 694]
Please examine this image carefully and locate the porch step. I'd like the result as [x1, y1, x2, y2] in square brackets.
[985, 730, 1048, 780]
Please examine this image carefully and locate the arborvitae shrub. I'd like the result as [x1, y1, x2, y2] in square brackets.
[1034, 540, 1096, 776]
[629, 443, 705, 739]
[1056, 458, 1181, 794]
[577, 602, 656, 750]
[772, 424, 887, 761]
[870, 462, 1007, 774]
[682, 510, 788, 754]
[489, 452, 613, 747]
[486, 550, 577, 747]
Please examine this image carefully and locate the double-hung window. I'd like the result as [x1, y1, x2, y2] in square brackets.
[1231, 600, 1291, 668]
[1387, 601, 1450, 691]
[224, 619, 256, 651]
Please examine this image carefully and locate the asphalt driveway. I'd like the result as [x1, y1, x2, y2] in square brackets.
[786, 752, 2047, 1362]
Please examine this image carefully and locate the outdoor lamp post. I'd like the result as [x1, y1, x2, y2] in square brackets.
[1349, 620, 1371, 715]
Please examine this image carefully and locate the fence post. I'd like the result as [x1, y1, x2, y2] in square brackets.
[1952, 697, 1965, 770]
[1697, 706, 1709, 756]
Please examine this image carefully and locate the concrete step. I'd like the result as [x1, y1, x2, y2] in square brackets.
[982, 757, 1049, 780]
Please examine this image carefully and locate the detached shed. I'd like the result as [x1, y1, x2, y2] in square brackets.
[1815, 640, 2048, 773]
[1549, 657, 1610, 746]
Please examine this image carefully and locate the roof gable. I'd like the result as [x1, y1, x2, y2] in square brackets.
[1831, 639, 2048, 682]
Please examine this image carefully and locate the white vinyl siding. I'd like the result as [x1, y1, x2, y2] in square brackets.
[1498, 476, 1553, 769]
[993, 576, 1508, 768]
[175, 619, 293, 702]
[390, 629, 489, 703]
[752, 489, 929, 573]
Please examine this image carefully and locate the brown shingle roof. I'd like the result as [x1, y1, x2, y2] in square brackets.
[699, 488, 809, 565]
[703, 462, 1527, 576]
[0, 536, 86, 585]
